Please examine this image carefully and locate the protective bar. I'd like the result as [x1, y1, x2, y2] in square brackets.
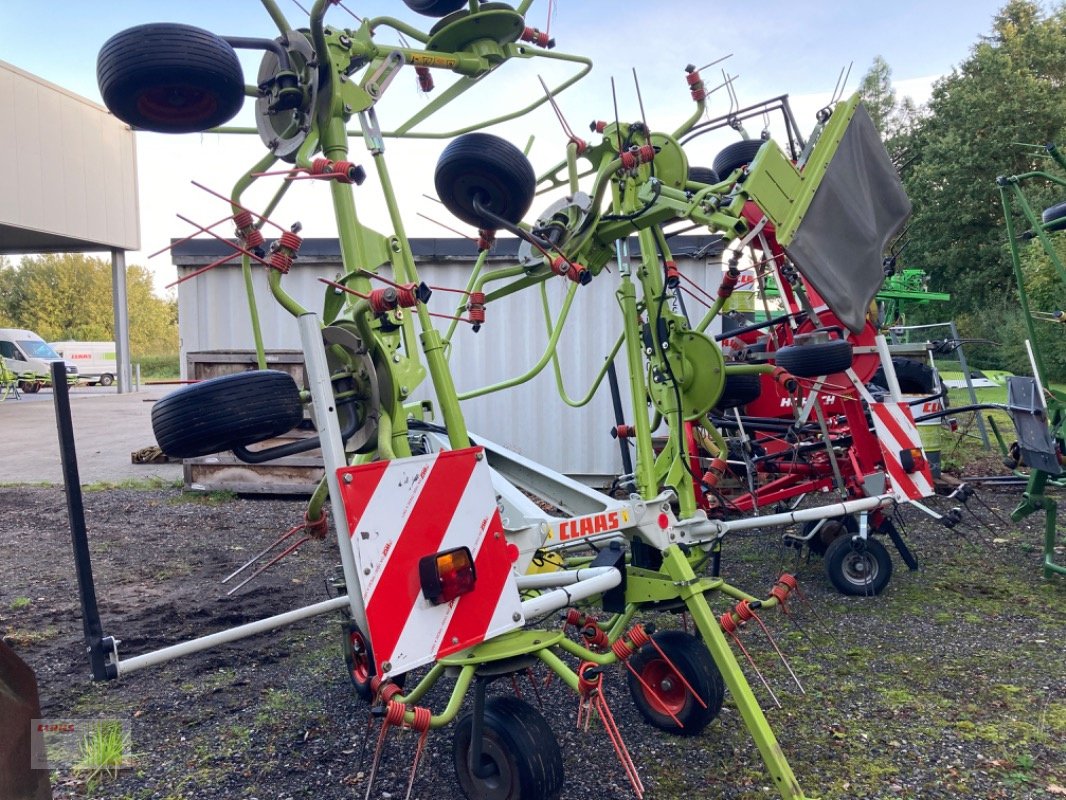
[519, 568, 622, 618]
[117, 596, 350, 676]
[298, 313, 369, 634]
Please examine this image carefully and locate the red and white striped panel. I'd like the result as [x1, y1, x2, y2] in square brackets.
[870, 402, 935, 500]
[337, 447, 523, 678]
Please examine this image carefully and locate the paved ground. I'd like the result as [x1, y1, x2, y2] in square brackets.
[0, 386, 183, 486]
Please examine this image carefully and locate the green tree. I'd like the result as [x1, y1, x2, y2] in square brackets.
[859, 56, 897, 137]
[897, 0, 1066, 317]
[0, 253, 176, 356]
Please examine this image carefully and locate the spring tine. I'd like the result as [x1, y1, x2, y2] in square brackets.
[792, 582, 833, 635]
[780, 606, 833, 662]
[223, 525, 303, 584]
[225, 535, 310, 596]
[593, 693, 644, 798]
[525, 668, 544, 709]
[748, 609, 805, 694]
[727, 629, 781, 708]
[364, 718, 392, 800]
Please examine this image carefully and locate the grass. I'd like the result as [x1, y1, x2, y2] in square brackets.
[10, 596, 31, 610]
[74, 720, 135, 790]
[135, 353, 180, 382]
[167, 489, 238, 506]
[82, 477, 182, 492]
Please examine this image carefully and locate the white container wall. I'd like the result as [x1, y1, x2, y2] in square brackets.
[174, 238, 723, 484]
[0, 60, 139, 252]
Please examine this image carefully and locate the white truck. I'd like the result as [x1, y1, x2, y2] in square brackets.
[50, 341, 118, 386]
[0, 328, 79, 392]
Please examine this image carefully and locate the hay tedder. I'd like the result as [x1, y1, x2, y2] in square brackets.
[996, 142, 1066, 580]
[60, 2, 948, 798]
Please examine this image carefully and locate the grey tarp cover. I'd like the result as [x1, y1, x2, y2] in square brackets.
[783, 104, 911, 333]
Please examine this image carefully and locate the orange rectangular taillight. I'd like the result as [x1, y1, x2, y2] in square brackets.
[419, 546, 476, 605]
[899, 447, 926, 474]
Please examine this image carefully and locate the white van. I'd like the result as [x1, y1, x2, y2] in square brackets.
[0, 328, 78, 393]
[50, 341, 117, 386]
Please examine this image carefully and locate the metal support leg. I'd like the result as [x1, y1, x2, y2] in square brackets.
[660, 545, 808, 800]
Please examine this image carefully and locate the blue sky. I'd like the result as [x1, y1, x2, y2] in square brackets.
[2, 0, 1018, 290]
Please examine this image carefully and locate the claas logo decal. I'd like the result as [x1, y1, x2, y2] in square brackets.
[555, 509, 629, 541]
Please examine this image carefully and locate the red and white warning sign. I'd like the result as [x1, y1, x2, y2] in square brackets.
[337, 447, 524, 678]
[870, 402, 935, 501]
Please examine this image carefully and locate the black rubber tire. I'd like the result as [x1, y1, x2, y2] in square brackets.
[824, 535, 893, 596]
[18, 381, 41, 394]
[688, 166, 720, 185]
[626, 630, 725, 736]
[97, 23, 245, 133]
[435, 133, 536, 229]
[799, 514, 857, 556]
[453, 695, 564, 800]
[774, 339, 853, 378]
[715, 372, 761, 409]
[151, 370, 303, 458]
[403, 0, 468, 15]
[712, 139, 766, 180]
[1042, 200, 1066, 232]
[98, 373, 115, 387]
[872, 358, 937, 395]
[342, 620, 405, 701]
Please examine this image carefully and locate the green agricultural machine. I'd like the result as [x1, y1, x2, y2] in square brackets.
[996, 143, 1066, 579]
[59, 2, 926, 798]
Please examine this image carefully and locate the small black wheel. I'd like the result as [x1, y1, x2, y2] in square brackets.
[1042, 200, 1066, 231]
[453, 695, 564, 800]
[824, 535, 893, 596]
[98, 373, 115, 387]
[435, 133, 536, 229]
[774, 339, 853, 378]
[715, 372, 761, 409]
[18, 381, 41, 394]
[712, 139, 766, 180]
[798, 514, 857, 556]
[403, 0, 468, 15]
[97, 23, 245, 133]
[626, 630, 725, 736]
[342, 619, 405, 701]
[687, 165, 720, 185]
[151, 370, 303, 458]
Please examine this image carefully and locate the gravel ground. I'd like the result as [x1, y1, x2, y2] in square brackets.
[1, 485, 1064, 800]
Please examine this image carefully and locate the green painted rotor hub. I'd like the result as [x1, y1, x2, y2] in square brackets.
[425, 5, 525, 57]
[649, 132, 689, 191]
[647, 329, 724, 420]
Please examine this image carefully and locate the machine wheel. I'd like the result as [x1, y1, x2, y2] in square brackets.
[687, 165, 720, 185]
[713, 139, 765, 180]
[872, 358, 937, 395]
[1042, 200, 1066, 231]
[626, 630, 725, 736]
[97, 23, 245, 133]
[799, 514, 857, 556]
[344, 623, 375, 701]
[824, 535, 893, 596]
[403, 0, 468, 15]
[715, 372, 761, 409]
[151, 370, 303, 458]
[342, 620, 405, 701]
[774, 339, 853, 378]
[98, 373, 115, 387]
[435, 133, 536, 229]
[18, 381, 40, 394]
[453, 695, 564, 800]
